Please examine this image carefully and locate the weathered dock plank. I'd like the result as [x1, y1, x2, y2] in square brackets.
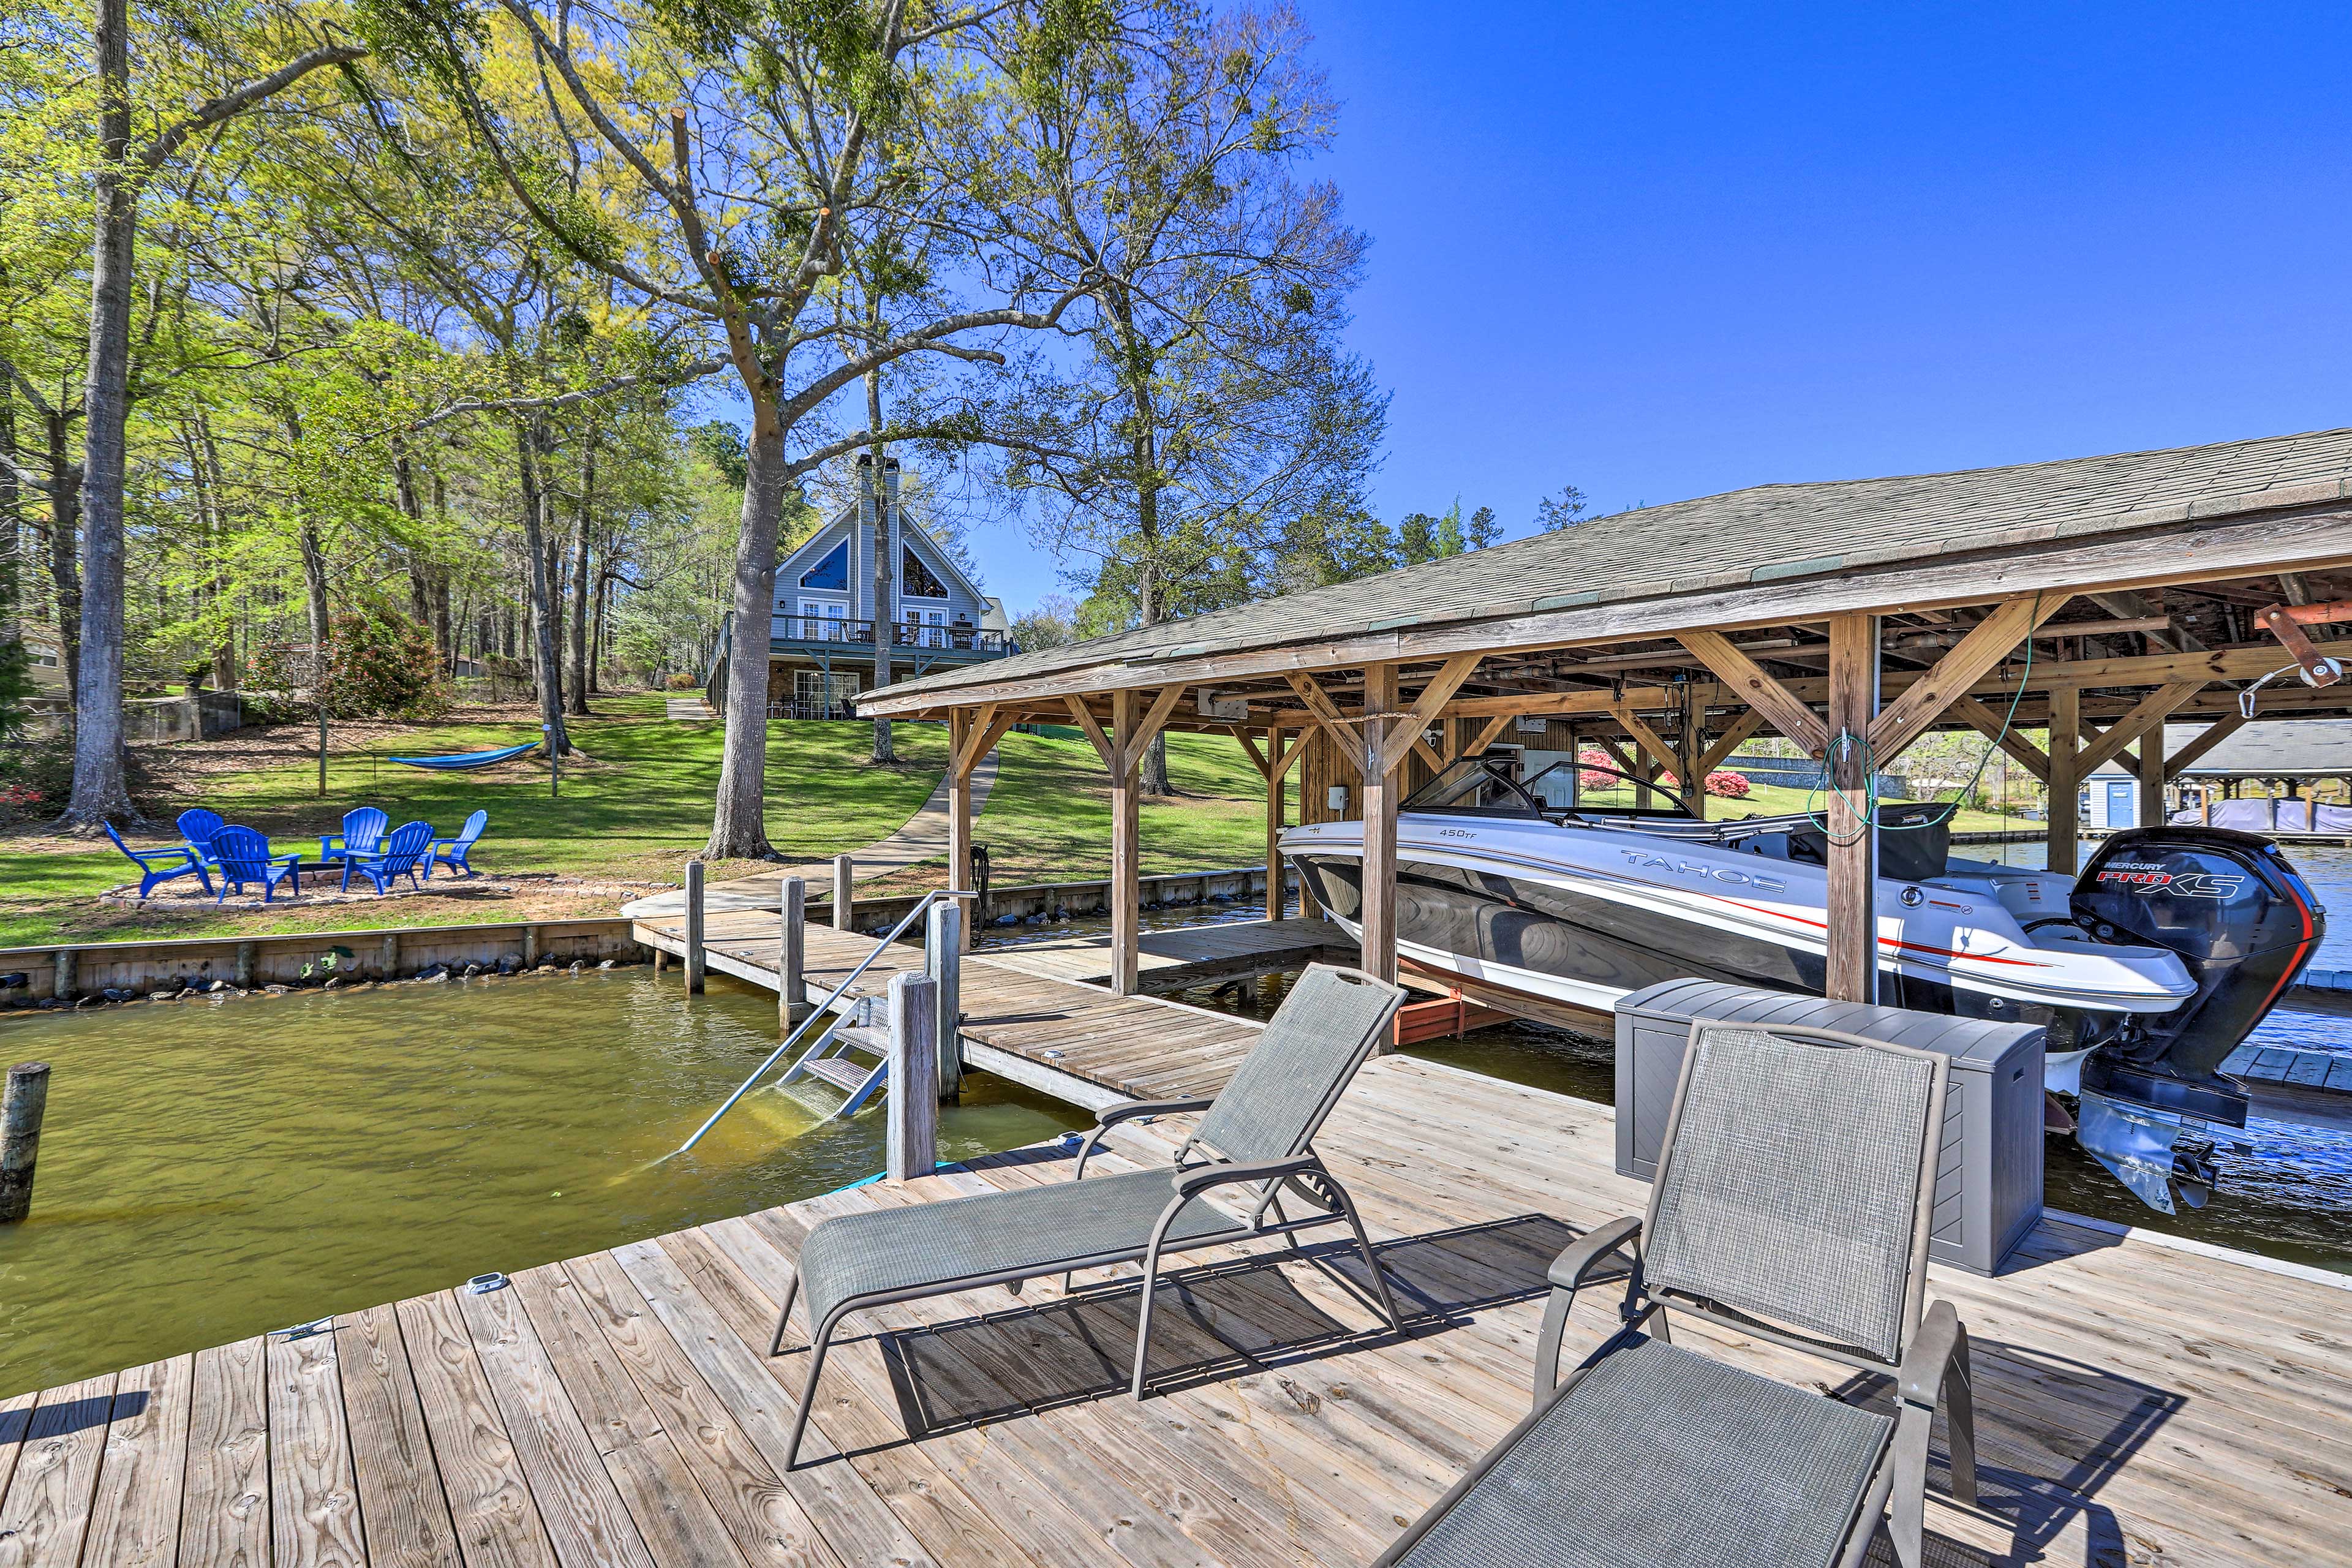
[80, 1355, 192, 1568]
[179, 1336, 271, 1568]
[6, 978, 2351, 1566]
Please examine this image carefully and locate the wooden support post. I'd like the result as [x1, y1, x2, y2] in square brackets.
[925, 900, 963, 1099]
[1298, 731, 1325, 919]
[684, 860, 706, 995]
[832, 854, 854, 932]
[1264, 726, 1286, 921]
[380, 932, 399, 981]
[522, 925, 539, 968]
[1825, 612, 1879, 1003]
[886, 972, 938, 1182]
[1, 1062, 49, 1223]
[779, 876, 805, 1026]
[1360, 664, 1401, 991]
[1676, 703, 1706, 821]
[233, 941, 257, 989]
[2048, 685, 2082, 875]
[948, 707, 975, 948]
[2137, 734, 2168, 829]
[1110, 689, 1142, 997]
[51, 949, 74, 1003]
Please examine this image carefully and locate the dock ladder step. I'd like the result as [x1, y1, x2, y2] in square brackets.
[774, 999, 891, 1119]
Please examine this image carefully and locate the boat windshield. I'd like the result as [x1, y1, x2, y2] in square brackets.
[1401, 756, 1550, 818]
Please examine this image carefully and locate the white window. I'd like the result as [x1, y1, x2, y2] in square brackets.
[793, 669, 859, 711]
[28, 644, 57, 668]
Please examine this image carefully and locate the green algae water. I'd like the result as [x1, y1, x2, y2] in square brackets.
[0, 968, 1085, 1394]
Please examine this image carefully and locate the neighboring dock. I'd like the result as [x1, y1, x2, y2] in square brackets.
[3, 1043, 2346, 1567]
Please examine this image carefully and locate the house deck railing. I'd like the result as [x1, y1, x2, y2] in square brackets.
[773, 615, 1014, 654]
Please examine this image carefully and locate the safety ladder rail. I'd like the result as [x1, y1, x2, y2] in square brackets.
[672, 888, 975, 1155]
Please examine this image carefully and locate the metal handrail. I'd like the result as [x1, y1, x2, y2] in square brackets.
[669, 887, 979, 1156]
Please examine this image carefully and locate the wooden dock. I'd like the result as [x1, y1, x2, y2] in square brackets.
[981, 917, 1352, 992]
[638, 910, 1275, 1106]
[4, 1052, 2348, 1566]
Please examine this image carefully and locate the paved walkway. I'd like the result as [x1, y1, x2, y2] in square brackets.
[664, 695, 717, 720]
[620, 752, 998, 916]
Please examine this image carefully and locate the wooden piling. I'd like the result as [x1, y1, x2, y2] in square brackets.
[522, 925, 540, 968]
[779, 877, 806, 1026]
[684, 861, 706, 995]
[380, 932, 399, 981]
[925, 900, 963, 1099]
[832, 855, 854, 932]
[233, 940, 257, 989]
[1, 1062, 50, 1223]
[1824, 612, 1880, 1003]
[51, 948, 75, 1003]
[886, 973, 938, 1182]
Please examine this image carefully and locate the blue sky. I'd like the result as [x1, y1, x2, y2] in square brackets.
[960, 4, 2352, 610]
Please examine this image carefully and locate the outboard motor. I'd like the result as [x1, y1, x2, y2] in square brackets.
[2067, 827, 2324, 1210]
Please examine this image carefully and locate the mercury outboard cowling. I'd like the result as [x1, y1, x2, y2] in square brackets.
[2070, 827, 2325, 1125]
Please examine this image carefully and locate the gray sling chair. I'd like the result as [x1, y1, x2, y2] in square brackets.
[771, 963, 1408, 1469]
[1378, 1022, 1979, 1568]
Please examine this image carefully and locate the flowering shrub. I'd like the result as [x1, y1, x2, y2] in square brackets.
[1576, 747, 1623, 792]
[1654, 769, 1755, 799]
[0, 782, 39, 809]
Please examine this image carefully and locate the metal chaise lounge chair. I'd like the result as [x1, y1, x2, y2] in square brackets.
[1376, 1021, 1978, 1568]
[772, 962, 1408, 1469]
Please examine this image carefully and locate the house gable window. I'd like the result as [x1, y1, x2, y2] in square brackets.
[901, 545, 949, 599]
[799, 540, 850, 591]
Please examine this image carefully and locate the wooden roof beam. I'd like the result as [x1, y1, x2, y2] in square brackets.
[2076, 682, 2211, 776]
[1868, 594, 2071, 759]
[1949, 695, 2051, 783]
[1676, 630, 1830, 758]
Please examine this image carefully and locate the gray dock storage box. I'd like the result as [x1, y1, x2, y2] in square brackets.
[1615, 979, 2046, 1276]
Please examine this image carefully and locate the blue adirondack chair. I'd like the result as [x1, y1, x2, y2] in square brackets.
[342, 820, 434, 894]
[104, 822, 215, 900]
[177, 807, 226, 869]
[427, 810, 488, 879]
[318, 807, 389, 869]
[209, 826, 302, 904]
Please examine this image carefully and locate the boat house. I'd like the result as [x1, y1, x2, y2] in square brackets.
[860, 426, 2352, 1005]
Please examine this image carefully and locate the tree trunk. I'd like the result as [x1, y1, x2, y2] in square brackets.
[45, 408, 82, 711]
[567, 433, 592, 716]
[866, 368, 892, 762]
[393, 447, 431, 629]
[589, 560, 608, 694]
[429, 471, 453, 669]
[61, 0, 138, 826]
[0, 377, 18, 638]
[514, 419, 570, 755]
[706, 400, 785, 859]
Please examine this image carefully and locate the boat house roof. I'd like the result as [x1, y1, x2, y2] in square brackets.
[863, 426, 2352, 712]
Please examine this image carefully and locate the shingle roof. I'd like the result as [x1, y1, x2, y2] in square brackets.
[873, 426, 2352, 704]
[2090, 718, 2352, 778]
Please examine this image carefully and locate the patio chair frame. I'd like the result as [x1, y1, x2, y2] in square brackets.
[769, 964, 1408, 1469]
[1378, 1020, 1977, 1568]
[104, 822, 215, 900]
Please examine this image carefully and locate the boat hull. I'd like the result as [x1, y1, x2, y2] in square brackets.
[1289, 847, 2100, 1050]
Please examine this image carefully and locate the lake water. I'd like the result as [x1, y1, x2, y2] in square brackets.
[0, 970, 1085, 1393]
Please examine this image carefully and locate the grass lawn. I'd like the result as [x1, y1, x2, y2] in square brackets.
[1649, 778, 2041, 835]
[0, 701, 2047, 950]
[0, 698, 956, 947]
